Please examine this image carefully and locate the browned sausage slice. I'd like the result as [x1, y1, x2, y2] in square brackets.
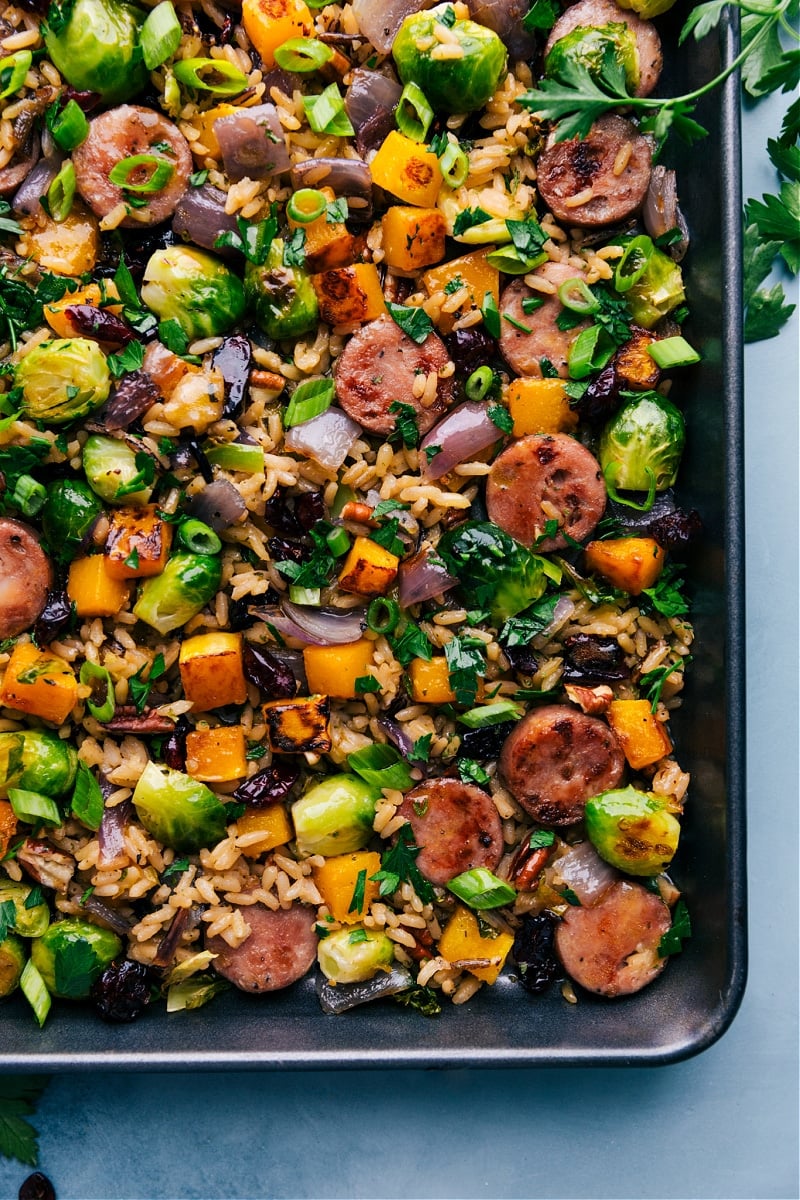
[396, 778, 503, 886]
[205, 901, 317, 992]
[486, 433, 606, 551]
[555, 879, 671, 996]
[499, 704, 624, 825]
[536, 115, 652, 229]
[0, 517, 53, 638]
[73, 106, 192, 228]
[499, 263, 591, 379]
[544, 0, 663, 98]
[334, 313, 454, 437]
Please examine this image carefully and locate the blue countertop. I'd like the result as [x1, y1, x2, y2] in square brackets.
[1, 78, 798, 1200]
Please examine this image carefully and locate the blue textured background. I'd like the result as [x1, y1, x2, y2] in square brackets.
[0, 87, 797, 1200]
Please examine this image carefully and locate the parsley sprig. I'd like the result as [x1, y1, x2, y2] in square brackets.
[0, 1076, 49, 1166]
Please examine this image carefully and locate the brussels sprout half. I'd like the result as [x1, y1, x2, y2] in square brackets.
[82, 434, 155, 506]
[291, 774, 380, 857]
[437, 520, 551, 623]
[585, 786, 681, 875]
[317, 926, 394, 984]
[41, 478, 104, 564]
[393, 5, 507, 114]
[0, 879, 50, 938]
[244, 240, 319, 341]
[141, 246, 246, 340]
[599, 393, 685, 497]
[0, 935, 26, 998]
[0, 730, 78, 798]
[16, 338, 111, 425]
[132, 760, 229, 852]
[133, 551, 222, 634]
[43, 0, 148, 104]
[30, 918, 122, 999]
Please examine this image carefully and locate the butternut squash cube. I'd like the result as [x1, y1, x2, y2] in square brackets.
[337, 536, 399, 598]
[179, 632, 248, 712]
[0, 798, 17, 858]
[408, 656, 455, 705]
[312, 850, 382, 923]
[242, 0, 312, 69]
[288, 186, 364, 272]
[438, 904, 514, 984]
[67, 555, 130, 618]
[105, 505, 173, 580]
[23, 205, 99, 276]
[312, 263, 386, 326]
[303, 639, 376, 700]
[505, 377, 579, 437]
[381, 206, 447, 272]
[0, 642, 78, 725]
[607, 698, 672, 769]
[615, 327, 661, 391]
[185, 725, 248, 782]
[236, 802, 293, 853]
[422, 248, 499, 333]
[369, 131, 442, 208]
[584, 537, 665, 595]
[262, 694, 331, 754]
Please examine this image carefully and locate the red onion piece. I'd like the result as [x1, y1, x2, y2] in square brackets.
[398, 544, 457, 607]
[12, 152, 62, 215]
[466, 0, 535, 60]
[420, 401, 501, 481]
[351, 0, 435, 54]
[545, 841, 618, 907]
[173, 183, 240, 253]
[532, 595, 575, 649]
[281, 600, 365, 645]
[213, 104, 290, 180]
[103, 370, 161, 432]
[187, 479, 246, 530]
[290, 157, 373, 221]
[643, 166, 689, 262]
[152, 905, 202, 969]
[345, 68, 402, 129]
[98, 798, 132, 869]
[284, 407, 362, 471]
[0, 133, 40, 196]
[70, 884, 135, 935]
[377, 716, 415, 757]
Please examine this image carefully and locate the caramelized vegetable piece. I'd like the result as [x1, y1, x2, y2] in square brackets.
[606, 698, 672, 768]
[408, 656, 456, 705]
[242, 0, 313, 70]
[312, 264, 386, 326]
[185, 726, 248, 782]
[337, 536, 400, 598]
[262, 694, 332, 754]
[179, 632, 248, 711]
[287, 187, 363, 272]
[585, 536, 665, 595]
[105, 506, 173, 580]
[369, 131, 442, 207]
[381, 206, 447, 271]
[236, 803, 293, 853]
[303, 638, 376, 700]
[438, 904, 514, 984]
[0, 643, 78, 724]
[312, 850, 381, 923]
[505, 377, 579, 436]
[0, 799, 18, 858]
[67, 556, 130, 618]
[422, 248, 499, 333]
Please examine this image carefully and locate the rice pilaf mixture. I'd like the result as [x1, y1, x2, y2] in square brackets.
[0, 0, 699, 1025]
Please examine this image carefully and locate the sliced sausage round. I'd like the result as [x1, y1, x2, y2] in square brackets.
[334, 313, 454, 437]
[396, 778, 503, 886]
[499, 263, 591, 379]
[536, 115, 653, 229]
[544, 0, 663, 98]
[73, 106, 192, 228]
[0, 518, 53, 639]
[555, 879, 671, 996]
[499, 704, 624, 825]
[205, 901, 317, 993]
[486, 433, 606, 551]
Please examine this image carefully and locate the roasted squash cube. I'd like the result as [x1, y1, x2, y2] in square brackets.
[44, 282, 122, 339]
[438, 904, 514, 984]
[584, 537, 665, 595]
[505, 377, 578, 436]
[381, 206, 447, 272]
[263, 694, 331, 754]
[0, 799, 17, 858]
[179, 632, 248, 712]
[288, 186, 364, 272]
[67, 556, 130, 618]
[337, 536, 399, 598]
[408, 657, 455, 705]
[615, 327, 661, 391]
[185, 725, 248, 782]
[607, 699, 672, 769]
[0, 643, 78, 725]
[312, 263, 386, 326]
[105, 505, 173, 580]
[422, 248, 499, 333]
[242, 0, 312, 69]
[303, 639, 376, 700]
[369, 131, 442, 207]
[312, 850, 382, 923]
[236, 802, 294, 853]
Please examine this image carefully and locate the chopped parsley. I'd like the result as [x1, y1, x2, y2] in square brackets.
[348, 868, 368, 914]
[129, 652, 167, 714]
[457, 758, 490, 786]
[386, 301, 434, 345]
[0, 1076, 49, 1166]
[487, 403, 514, 434]
[370, 825, 434, 904]
[658, 898, 692, 956]
[640, 563, 690, 618]
[407, 733, 433, 764]
[354, 674, 381, 694]
[391, 622, 433, 667]
[453, 206, 492, 235]
[444, 635, 486, 706]
[389, 400, 421, 449]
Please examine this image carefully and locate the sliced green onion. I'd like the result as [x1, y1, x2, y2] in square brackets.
[177, 518, 222, 555]
[0, 50, 32, 101]
[20, 959, 51, 1028]
[286, 187, 327, 224]
[46, 160, 76, 223]
[614, 235, 654, 293]
[274, 37, 333, 73]
[567, 324, 615, 380]
[284, 377, 335, 427]
[541, 557, 562, 585]
[303, 84, 354, 137]
[141, 1, 182, 70]
[203, 441, 265, 473]
[458, 700, 524, 729]
[289, 585, 321, 605]
[465, 365, 494, 403]
[8, 788, 61, 827]
[486, 244, 547, 275]
[49, 98, 89, 152]
[448, 867, 516, 910]
[10, 474, 46, 517]
[603, 461, 657, 512]
[481, 291, 500, 338]
[347, 743, 413, 791]
[331, 483, 356, 518]
[172, 57, 248, 95]
[79, 661, 116, 722]
[325, 525, 351, 557]
[647, 335, 701, 369]
[396, 81, 434, 143]
[438, 140, 469, 188]
[558, 277, 600, 315]
[108, 154, 175, 193]
[366, 597, 400, 636]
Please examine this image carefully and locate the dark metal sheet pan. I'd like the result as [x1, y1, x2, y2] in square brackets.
[0, 12, 747, 1070]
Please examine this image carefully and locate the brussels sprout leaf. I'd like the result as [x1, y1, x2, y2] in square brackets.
[0, 899, 15, 944]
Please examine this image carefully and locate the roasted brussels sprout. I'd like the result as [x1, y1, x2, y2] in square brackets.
[0, 879, 50, 938]
[82, 434, 155, 506]
[545, 23, 639, 92]
[616, 0, 676, 17]
[393, 5, 507, 113]
[41, 479, 103, 564]
[30, 918, 122, 999]
[131, 761, 229, 852]
[133, 551, 222, 634]
[599, 393, 685, 498]
[141, 246, 246, 340]
[43, 0, 148, 104]
[437, 521, 550, 622]
[615, 237, 686, 329]
[291, 774, 380, 857]
[317, 926, 394, 984]
[585, 786, 681, 875]
[15, 339, 111, 425]
[0, 730, 78, 798]
[244, 240, 318, 341]
[0, 935, 25, 998]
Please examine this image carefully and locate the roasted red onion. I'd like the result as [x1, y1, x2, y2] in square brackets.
[420, 401, 501, 480]
[345, 67, 401, 131]
[281, 600, 366, 645]
[377, 716, 415, 757]
[398, 544, 457, 607]
[290, 157, 373, 221]
[103, 370, 161, 432]
[214, 104, 291, 180]
[643, 166, 690, 262]
[187, 479, 247, 530]
[12, 152, 62, 215]
[173, 183, 240, 252]
[466, 0, 536, 61]
[98, 798, 132, 869]
[284, 407, 362, 471]
[0, 133, 40, 196]
[318, 964, 414, 1013]
[351, 0, 435, 54]
[532, 595, 575, 649]
[152, 905, 202, 969]
[69, 883, 135, 936]
[545, 841, 618, 907]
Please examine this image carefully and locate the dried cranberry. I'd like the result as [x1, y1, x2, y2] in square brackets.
[213, 335, 251, 419]
[162, 716, 189, 770]
[295, 489, 325, 532]
[90, 959, 153, 1023]
[32, 588, 73, 647]
[572, 363, 621, 424]
[243, 642, 297, 699]
[646, 507, 702, 556]
[227, 594, 277, 631]
[233, 759, 300, 807]
[512, 912, 560, 995]
[264, 487, 325, 538]
[65, 304, 137, 346]
[502, 643, 540, 674]
[457, 721, 517, 762]
[562, 634, 629, 684]
[443, 325, 496, 376]
[267, 535, 307, 564]
[19, 1172, 56, 1200]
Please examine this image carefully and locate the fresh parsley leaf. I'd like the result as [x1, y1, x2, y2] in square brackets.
[506, 216, 548, 258]
[481, 292, 500, 338]
[370, 824, 434, 903]
[539, 357, 559, 379]
[107, 340, 145, 378]
[0, 1076, 49, 1167]
[522, 0, 558, 33]
[745, 181, 800, 273]
[767, 134, 800, 183]
[389, 400, 421, 449]
[158, 319, 190, 356]
[162, 857, 190, 884]
[745, 281, 796, 341]
[348, 927, 368, 944]
[391, 622, 433, 666]
[276, 521, 337, 589]
[393, 985, 442, 1017]
[528, 830, 555, 850]
[487, 403, 513, 434]
[408, 733, 433, 764]
[114, 450, 156, 500]
[424, 443, 442, 464]
[386, 301, 433, 345]
[348, 868, 367, 914]
[24, 886, 44, 910]
[658, 898, 692, 956]
[54, 938, 99, 999]
[457, 758, 490, 786]
[640, 563, 689, 618]
[354, 674, 380, 694]
[443, 275, 464, 295]
[444, 635, 486, 706]
[453, 207, 491, 236]
[499, 595, 559, 648]
[71, 761, 104, 831]
[189, 169, 209, 186]
[560, 886, 581, 906]
[326, 198, 348, 223]
[129, 651, 166, 714]
[370, 518, 404, 557]
[283, 228, 306, 268]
